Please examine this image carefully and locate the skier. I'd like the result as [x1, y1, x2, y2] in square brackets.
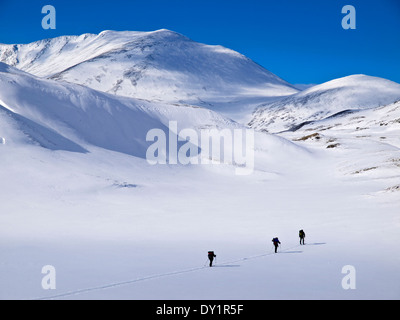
[299, 229, 306, 245]
[208, 251, 216, 267]
[272, 237, 281, 253]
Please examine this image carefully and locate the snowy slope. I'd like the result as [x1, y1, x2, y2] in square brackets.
[0, 30, 298, 121]
[0, 62, 238, 159]
[1, 119, 399, 300]
[1, 35, 399, 300]
[277, 99, 400, 193]
[249, 75, 400, 133]
[0, 61, 308, 173]
[0, 62, 164, 158]
[1, 87, 399, 300]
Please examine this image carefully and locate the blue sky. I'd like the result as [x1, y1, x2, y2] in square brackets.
[0, 0, 399, 85]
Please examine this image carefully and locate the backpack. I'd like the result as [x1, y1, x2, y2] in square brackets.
[299, 230, 304, 237]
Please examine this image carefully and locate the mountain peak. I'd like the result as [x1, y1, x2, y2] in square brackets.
[0, 30, 297, 121]
[94, 29, 191, 43]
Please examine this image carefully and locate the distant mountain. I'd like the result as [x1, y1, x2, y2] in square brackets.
[249, 75, 400, 133]
[275, 98, 400, 185]
[0, 30, 298, 121]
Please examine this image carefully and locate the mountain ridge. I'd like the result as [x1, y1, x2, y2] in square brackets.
[0, 29, 298, 122]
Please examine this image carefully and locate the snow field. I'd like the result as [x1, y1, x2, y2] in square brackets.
[0, 30, 399, 300]
[1, 141, 398, 300]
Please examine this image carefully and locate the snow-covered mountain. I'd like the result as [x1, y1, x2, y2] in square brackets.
[0, 61, 307, 171]
[277, 98, 400, 188]
[0, 61, 234, 158]
[0, 30, 298, 121]
[1, 31, 400, 300]
[249, 75, 400, 133]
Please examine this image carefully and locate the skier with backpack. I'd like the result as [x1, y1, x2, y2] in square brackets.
[272, 237, 281, 253]
[299, 229, 306, 245]
[208, 251, 216, 267]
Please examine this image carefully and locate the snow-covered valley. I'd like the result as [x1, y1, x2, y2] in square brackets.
[0, 30, 399, 300]
[1, 130, 399, 300]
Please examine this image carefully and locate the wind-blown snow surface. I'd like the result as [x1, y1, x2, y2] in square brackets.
[0, 61, 399, 299]
[0, 30, 298, 122]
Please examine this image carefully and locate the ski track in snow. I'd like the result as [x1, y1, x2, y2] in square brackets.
[34, 244, 303, 300]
